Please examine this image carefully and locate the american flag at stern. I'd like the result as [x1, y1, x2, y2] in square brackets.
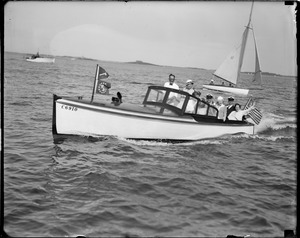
[243, 97, 263, 125]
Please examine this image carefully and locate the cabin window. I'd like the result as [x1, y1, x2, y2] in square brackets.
[147, 89, 166, 103]
[167, 94, 186, 109]
[195, 100, 218, 117]
[184, 98, 197, 114]
[207, 106, 218, 117]
[196, 100, 207, 115]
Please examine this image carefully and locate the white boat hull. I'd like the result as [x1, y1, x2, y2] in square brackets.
[53, 97, 254, 141]
[26, 58, 55, 63]
[203, 84, 249, 96]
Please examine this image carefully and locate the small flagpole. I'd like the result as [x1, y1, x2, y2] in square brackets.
[91, 64, 99, 103]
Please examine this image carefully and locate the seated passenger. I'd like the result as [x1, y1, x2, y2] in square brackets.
[216, 96, 227, 121]
[197, 99, 207, 115]
[176, 79, 199, 113]
[228, 103, 255, 121]
[205, 94, 217, 116]
[226, 96, 235, 120]
[206, 94, 215, 106]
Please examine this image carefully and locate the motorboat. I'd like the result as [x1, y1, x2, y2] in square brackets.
[26, 51, 55, 63]
[52, 65, 261, 142]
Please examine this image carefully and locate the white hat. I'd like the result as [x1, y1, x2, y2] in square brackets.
[186, 79, 193, 84]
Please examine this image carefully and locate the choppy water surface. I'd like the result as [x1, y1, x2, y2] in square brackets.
[3, 52, 297, 237]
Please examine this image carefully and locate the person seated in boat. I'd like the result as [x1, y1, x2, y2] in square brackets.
[181, 80, 198, 113]
[196, 98, 207, 115]
[205, 94, 217, 116]
[173, 79, 194, 109]
[205, 94, 215, 106]
[226, 96, 235, 120]
[209, 79, 214, 85]
[196, 94, 215, 115]
[183, 79, 194, 94]
[228, 103, 255, 121]
[164, 74, 180, 105]
[216, 96, 227, 121]
[182, 79, 202, 97]
[221, 81, 225, 86]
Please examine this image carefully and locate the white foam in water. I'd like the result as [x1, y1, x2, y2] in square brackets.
[254, 112, 296, 134]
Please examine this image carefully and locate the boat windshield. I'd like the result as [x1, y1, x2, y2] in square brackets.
[143, 86, 218, 117]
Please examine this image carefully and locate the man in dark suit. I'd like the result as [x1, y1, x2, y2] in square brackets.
[226, 96, 235, 120]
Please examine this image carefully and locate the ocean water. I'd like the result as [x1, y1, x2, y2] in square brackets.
[3, 52, 297, 237]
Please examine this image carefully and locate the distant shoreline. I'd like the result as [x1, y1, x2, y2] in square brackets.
[4, 51, 295, 78]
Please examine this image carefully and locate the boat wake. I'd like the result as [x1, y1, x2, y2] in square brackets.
[255, 113, 296, 133]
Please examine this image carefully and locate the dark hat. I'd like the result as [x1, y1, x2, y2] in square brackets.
[206, 94, 213, 99]
[228, 96, 234, 101]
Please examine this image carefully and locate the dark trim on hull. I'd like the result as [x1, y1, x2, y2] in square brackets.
[52, 94, 62, 135]
[53, 133, 192, 144]
[55, 97, 253, 127]
[53, 132, 251, 144]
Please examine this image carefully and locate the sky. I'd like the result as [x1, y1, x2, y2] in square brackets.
[4, 1, 297, 76]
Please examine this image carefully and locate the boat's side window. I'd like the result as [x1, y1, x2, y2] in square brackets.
[196, 100, 208, 115]
[148, 89, 166, 103]
[170, 94, 186, 109]
[207, 106, 218, 117]
[184, 98, 197, 114]
[195, 100, 218, 117]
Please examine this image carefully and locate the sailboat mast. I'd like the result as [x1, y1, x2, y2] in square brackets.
[236, 1, 254, 83]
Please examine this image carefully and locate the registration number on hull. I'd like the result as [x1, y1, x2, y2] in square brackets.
[61, 104, 78, 111]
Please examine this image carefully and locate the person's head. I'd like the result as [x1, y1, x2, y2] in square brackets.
[234, 103, 241, 111]
[185, 79, 194, 89]
[206, 94, 213, 102]
[217, 96, 224, 105]
[169, 74, 175, 85]
[228, 96, 234, 105]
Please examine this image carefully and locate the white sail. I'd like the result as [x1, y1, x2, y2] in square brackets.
[213, 20, 251, 86]
[213, 44, 241, 85]
[203, 2, 263, 96]
[252, 29, 262, 85]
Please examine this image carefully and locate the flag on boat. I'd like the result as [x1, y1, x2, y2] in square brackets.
[96, 66, 111, 94]
[243, 97, 262, 125]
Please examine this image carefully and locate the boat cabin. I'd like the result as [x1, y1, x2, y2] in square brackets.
[143, 86, 219, 118]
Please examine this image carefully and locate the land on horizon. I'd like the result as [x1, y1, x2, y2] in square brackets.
[5, 51, 294, 78]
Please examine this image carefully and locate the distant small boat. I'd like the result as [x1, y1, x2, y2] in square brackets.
[26, 51, 55, 63]
[203, 2, 262, 96]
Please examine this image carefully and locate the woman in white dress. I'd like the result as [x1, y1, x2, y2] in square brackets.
[228, 103, 255, 121]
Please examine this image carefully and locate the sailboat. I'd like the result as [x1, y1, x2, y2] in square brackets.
[203, 2, 262, 96]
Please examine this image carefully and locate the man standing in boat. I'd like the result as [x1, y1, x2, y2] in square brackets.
[164, 74, 179, 90]
[164, 74, 180, 105]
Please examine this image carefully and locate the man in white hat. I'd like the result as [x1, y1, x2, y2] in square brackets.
[183, 79, 195, 95]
